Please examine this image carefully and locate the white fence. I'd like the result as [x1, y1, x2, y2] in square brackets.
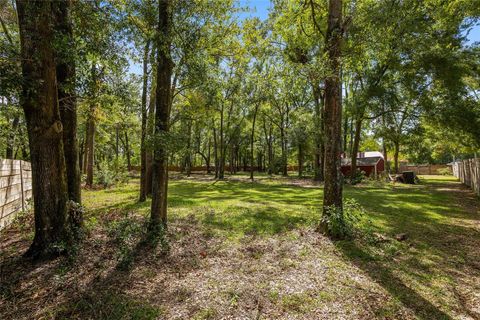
[452, 158, 480, 196]
[0, 159, 32, 229]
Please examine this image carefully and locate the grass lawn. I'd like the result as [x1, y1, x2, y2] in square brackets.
[1, 174, 479, 319]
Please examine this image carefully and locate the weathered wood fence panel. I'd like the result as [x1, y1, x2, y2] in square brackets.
[0, 159, 32, 229]
[399, 164, 450, 175]
[452, 159, 480, 196]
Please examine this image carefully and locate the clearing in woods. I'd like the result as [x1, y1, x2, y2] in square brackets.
[0, 175, 479, 319]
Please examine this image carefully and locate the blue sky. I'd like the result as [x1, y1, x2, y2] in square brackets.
[238, 0, 271, 20]
[466, 25, 480, 44]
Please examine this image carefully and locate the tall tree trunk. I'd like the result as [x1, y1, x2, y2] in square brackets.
[298, 143, 304, 177]
[382, 138, 389, 174]
[206, 138, 211, 174]
[139, 40, 150, 202]
[321, 0, 344, 234]
[79, 139, 84, 174]
[82, 130, 88, 173]
[151, 0, 172, 228]
[85, 64, 97, 187]
[312, 81, 324, 181]
[85, 103, 95, 187]
[350, 116, 362, 181]
[250, 104, 259, 180]
[213, 126, 218, 178]
[263, 117, 273, 175]
[53, 0, 80, 205]
[145, 81, 156, 197]
[280, 126, 288, 176]
[6, 115, 19, 159]
[17, 0, 70, 258]
[185, 120, 192, 176]
[218, 105, 225, 179]
[124, 131, 131, 171]
[394, 141, 400, 174]
[115, 126, 119, 160]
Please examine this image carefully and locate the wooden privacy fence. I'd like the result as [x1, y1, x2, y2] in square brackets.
[452, 159, 480, 196]
[0, 159, 32, 230]
[399, 164, 450, 175]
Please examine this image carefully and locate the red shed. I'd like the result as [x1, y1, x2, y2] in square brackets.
[341, 152, 385, 177]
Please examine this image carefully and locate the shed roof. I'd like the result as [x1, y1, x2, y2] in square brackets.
[341, 156, 382, 167]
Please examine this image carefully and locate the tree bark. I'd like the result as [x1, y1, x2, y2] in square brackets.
[350, 116, 362, 181]
[394, 141, 400, 174]
[145, 80, 156, 197]
[298, 143, 304, 177]
[85, 64, 97, 187]
[250, 103, 259, 180]
[312, 81, 324, 181]
[139, 40, 150, 202]
[280, 126, 288, 176]
[382, 138, 389, 174]
[17, 0, 70, 258]
[213, 126, 218, 178]
[6, 115, 19, 159]
[218, 104, 225, 179]
[150, 0, 172, 228]
[321, 0, 344, 232]
[263, 117, 274, 175]
[124, 131, 131, 171]
[53, 0, 80, 205]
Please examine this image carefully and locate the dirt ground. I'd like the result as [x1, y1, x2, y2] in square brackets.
[0, 175, 479, 320]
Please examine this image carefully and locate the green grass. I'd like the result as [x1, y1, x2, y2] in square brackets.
[56, 290, 162, 320]
[83, 174, 469, 241]
[84, 176, 322, 239]
[79, 174, 480, 319]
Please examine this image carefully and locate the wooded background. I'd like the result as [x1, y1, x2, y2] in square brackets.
[0, 159, 32, 229]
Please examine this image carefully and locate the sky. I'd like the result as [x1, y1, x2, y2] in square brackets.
[238, 0, 271, 20]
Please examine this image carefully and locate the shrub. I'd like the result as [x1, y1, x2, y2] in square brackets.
[437, 167, 452, 176]
[95, 160, 129, 188]
[348, 169, 366, 185]
[320, 198, 369, 239]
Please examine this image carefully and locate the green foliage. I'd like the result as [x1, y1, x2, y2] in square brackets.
[95, 160, 129, 188]
[321, 199, 368, 240]
[438, 167, 453, 176]
[348, 169, 366, 185]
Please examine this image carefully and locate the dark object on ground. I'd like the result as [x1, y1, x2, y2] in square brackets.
[393, 171, 417, 184]
[395, 233, 408, 241]
[402, 171, 415, 184]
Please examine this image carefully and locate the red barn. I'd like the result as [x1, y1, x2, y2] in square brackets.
[341, 151, 385, 177]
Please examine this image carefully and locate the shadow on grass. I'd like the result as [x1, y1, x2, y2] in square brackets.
[199, 205, 311, 237]
[336, 240, 452, 320]
[55, 227, 167, 320]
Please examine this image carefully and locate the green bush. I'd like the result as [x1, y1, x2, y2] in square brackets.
[437, 167, 452, 176]
[321, 198, 368, 239]
[348, 169, 366, 185]
[95, 160, 129, 188]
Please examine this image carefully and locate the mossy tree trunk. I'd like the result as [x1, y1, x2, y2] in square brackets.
[321, 0, 344, 233]
[53, 0, 81, 205]
[151, 0, 173, 228]
[17, 0, 70, 258]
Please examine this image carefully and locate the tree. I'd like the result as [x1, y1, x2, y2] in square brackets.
[53, 0, 81, 204]
[16, 0, 71, 258]
[320, 0, 344, 235]
[150, 0, 173, 228]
